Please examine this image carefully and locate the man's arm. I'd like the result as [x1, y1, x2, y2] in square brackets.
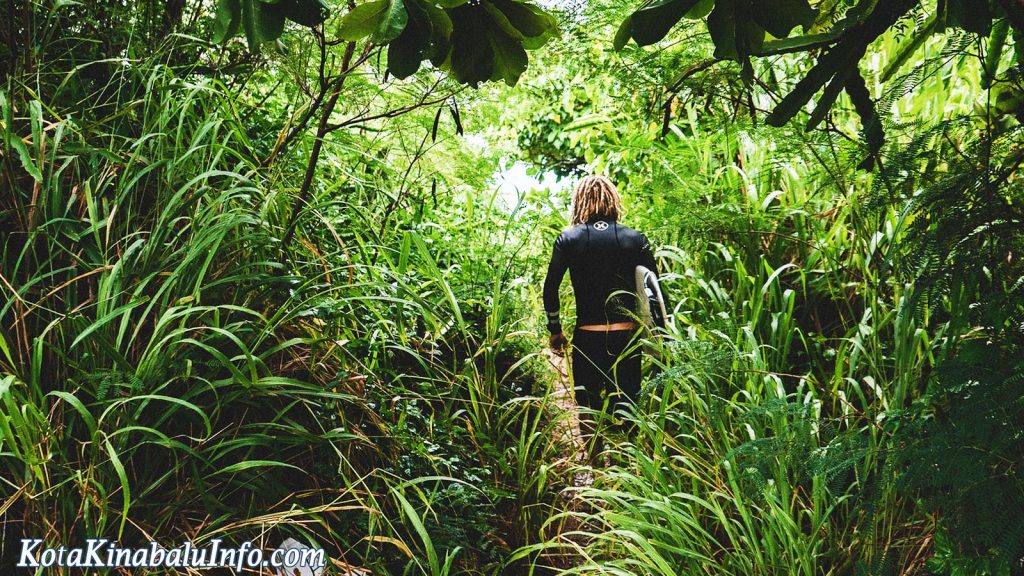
[543, 233, 568, 351]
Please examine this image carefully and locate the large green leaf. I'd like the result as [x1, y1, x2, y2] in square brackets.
[241, 0, 286, 50]
[840, 0, 880, 28]
[879, 13, 938, 82]
[212, 0, 241, 43]
[279, 0, 329, 27]
[4, 132, 42, 181]
[707, 0, 739, 59]
[844, 69, 883, 169]
[490, 0, 556, 39]
[1014, 28, 1024, 78]
[506, 1, 556, 48]
[372, 0, 409, 43]
[388, 35, 424, 78]
[210, 0, 326, 48]
[614, 15, 635, 50]
[447, 5, 494, 86]
[260, 1, 287, 41]
[424, 2, 453, 64]
[738, 7, 765, 56]
[629, 0, 703, 46]
[687, 0, 713, 19]
[336, 0, 389, 41]
[760, 30, 841, 55]
[983, 18, 1010, 88]
[765, 44, 863, 126]
[947, 0, 991, 35]
[707, 0, 775, 61]
[756, 0, 816, 38]
[483, 1, 525, 40]
[804, 63, 856, 130]
[388, 0, 432, 78]
[485, 15, 529, 85]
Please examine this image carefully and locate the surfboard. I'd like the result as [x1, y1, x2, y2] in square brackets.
[635, 265, 668, 330]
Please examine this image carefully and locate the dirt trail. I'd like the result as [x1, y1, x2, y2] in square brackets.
[542, 348, 585, 461]
[539, 348, 596, 572]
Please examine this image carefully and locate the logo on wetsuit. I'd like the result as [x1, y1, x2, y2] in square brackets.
[593, 220, 609, 231]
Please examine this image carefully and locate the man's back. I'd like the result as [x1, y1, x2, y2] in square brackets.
[544, 218, 657, 327]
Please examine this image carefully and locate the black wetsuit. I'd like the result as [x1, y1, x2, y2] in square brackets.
[543, 216, 661, 413]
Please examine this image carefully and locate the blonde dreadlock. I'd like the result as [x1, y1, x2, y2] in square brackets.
[570, 174, 623, 226]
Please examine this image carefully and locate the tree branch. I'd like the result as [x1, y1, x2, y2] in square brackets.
[280, 41, 362, 250]
[325, 87, 459, 133]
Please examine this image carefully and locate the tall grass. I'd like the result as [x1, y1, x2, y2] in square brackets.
[0, 63, 389, 566]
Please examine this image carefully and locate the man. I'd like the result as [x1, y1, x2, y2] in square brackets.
[543, 174, 663, 463]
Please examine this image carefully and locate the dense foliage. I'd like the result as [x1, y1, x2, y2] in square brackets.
[2, 0, 1023, 574]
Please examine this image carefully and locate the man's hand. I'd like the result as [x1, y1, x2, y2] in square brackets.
[549, 332, 568, 355]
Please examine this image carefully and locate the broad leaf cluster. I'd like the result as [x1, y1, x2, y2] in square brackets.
[213, 0, 331, 49]
[614, 0, 815, 61]
[336, 0, 557, 86]
[212, 0, 557, 87]
[615, 0, 1024, 170]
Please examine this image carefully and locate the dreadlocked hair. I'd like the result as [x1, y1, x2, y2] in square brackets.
[570, 174, 623, 226]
